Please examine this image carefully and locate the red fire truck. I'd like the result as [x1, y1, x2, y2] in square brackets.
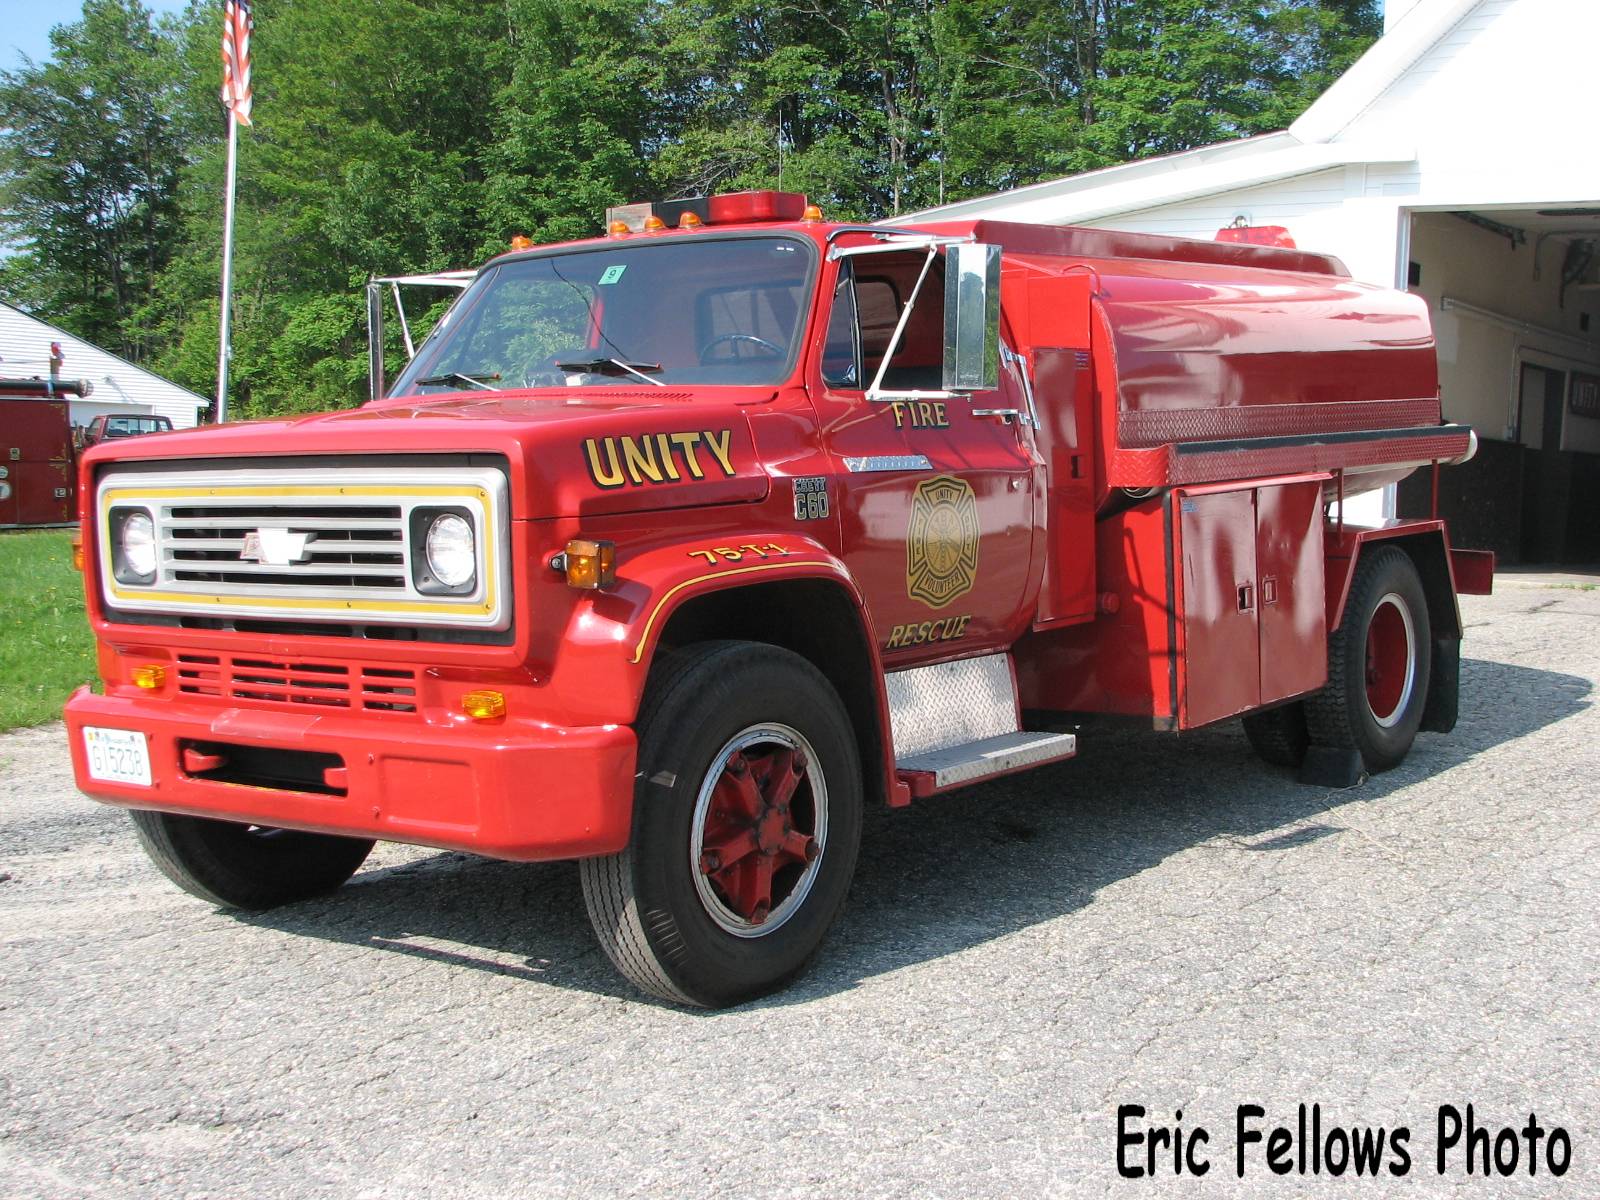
[65, 191, 1492, 1006]
[0, 379, 83, 528]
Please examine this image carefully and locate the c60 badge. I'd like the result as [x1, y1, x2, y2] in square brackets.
[906, 474, 979, 609]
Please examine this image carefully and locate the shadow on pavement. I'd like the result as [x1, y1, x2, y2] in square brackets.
[237, 657, 1590, 1009]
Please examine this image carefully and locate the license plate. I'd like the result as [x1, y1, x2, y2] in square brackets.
[83, 726, 152, 786]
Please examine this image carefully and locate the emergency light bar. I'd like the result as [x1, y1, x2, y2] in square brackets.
[605, 190, 809, 233]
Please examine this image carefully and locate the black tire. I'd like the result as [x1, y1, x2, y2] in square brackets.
[1305, 546, 1431, 773]
[1242, 701, 1310, 768]
[580, 641, 863, 1008]
[128, 810, 374, 909]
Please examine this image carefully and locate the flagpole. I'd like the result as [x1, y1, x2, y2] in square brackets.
[216, 111, 238, 424]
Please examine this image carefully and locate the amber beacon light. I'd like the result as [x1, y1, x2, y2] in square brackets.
[553, 539, 617, 590]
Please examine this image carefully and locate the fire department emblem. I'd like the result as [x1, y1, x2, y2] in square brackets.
[906, 475, 979, 609]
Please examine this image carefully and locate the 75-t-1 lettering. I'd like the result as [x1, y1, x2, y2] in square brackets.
[686, 544, 793, 565]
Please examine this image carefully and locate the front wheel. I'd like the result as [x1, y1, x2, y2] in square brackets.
[128, 810, 374, 909]
[580, 641, 863, 1007]
[1305, 546, 1432, 773]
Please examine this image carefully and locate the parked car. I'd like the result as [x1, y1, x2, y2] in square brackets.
[82, 414, 173, 447]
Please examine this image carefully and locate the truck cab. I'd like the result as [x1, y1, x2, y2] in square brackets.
[66, 191, 1490, 1007]
[83, 413, 175, 447]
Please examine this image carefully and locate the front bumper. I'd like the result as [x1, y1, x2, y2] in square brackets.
[64, 687, 637, 861]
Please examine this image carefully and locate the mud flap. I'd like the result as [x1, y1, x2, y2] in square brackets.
[1421, 636, 1460, 734]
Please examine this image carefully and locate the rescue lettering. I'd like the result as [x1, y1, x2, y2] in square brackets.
[889, 399, 948, 430]
[583, 429, 736, 489]
[885, 614, 971, 649]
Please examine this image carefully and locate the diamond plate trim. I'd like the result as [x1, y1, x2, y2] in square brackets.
[885, 653, 1017, 758]
[1117, 399, 1441, 448]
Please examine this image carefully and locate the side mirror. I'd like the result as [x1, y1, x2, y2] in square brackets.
[942, 243, 1001, 392]
[366, 280, 385, 401]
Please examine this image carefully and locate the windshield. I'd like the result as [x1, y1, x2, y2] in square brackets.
[390, 235, 816, 394]
[106, 417, 168, 435]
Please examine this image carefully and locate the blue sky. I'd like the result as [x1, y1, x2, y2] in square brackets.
[0, 0, 191, 75]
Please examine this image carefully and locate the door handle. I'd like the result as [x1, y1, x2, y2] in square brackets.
[1237, 583, 1254, 612]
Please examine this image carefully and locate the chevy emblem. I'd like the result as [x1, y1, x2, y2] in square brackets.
[240, 528, 315, 566]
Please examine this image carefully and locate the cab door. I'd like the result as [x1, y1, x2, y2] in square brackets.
[805, 243, 1037, 664]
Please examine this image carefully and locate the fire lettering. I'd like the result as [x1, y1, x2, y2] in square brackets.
[582, 429, 738, 489]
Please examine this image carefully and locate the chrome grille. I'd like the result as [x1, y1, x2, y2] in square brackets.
[95, 464, 510, 629]
[164, 503, 408, 589]
[176, 653, 419, 714]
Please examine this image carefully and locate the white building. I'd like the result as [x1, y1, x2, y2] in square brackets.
[0, 302, 208, 431]
[902, 0, 1600, 563]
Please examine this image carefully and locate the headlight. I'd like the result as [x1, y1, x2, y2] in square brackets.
[113, 508, 157, 584]
[422, 511, 476, 590]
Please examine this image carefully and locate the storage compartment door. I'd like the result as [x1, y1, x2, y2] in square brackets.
[1256, 480, 1327, 704]
[1031, 346, 1095, 625]
[1178, 489, 1260, 727]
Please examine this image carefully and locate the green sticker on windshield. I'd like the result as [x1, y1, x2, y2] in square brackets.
[597, 264, 627, 285]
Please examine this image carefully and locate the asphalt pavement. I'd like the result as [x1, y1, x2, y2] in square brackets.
[1, 579, 1596, 1198]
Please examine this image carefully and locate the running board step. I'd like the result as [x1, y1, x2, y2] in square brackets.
[896, 731, 1077, 798]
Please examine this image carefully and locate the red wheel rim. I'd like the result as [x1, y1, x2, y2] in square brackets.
[690, 724, 826, 938]
[1364, 593, 1415, 728]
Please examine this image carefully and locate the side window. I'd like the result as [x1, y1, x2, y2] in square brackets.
[855, 275, 903, 385]
[821, 271, 859, 386]
[822, 251, 946, 392]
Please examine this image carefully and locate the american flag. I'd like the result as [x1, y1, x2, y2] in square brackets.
[220, 0, 253, 126]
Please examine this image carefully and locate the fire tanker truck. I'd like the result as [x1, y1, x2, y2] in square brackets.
[65, 191, 1493, 1007]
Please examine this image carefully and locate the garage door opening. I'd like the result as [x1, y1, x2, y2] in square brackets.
[1397, 208, 1600, 565]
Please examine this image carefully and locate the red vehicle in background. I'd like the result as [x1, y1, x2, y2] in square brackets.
[81, 413, 175, 448]
[0, 379, 82, 527]
[65, 191, 1492, 1006]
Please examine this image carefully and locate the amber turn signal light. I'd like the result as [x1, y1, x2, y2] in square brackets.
[553, 538, 617, 590]
[131, 664, 166, 690]
[460, 690, 507, 720]
[71, 525, 85, 572]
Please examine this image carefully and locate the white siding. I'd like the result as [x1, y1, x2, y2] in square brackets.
[0, 303, 206, 430]
[1096, 169, 1355, 237]
[1342, 0, 1600, 206]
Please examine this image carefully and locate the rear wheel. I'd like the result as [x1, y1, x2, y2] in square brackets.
[129, 810, 374, 909]
[580, 641, 863, 1007]
[1242, 701, 1309, 768]
[1305, 546, 1431, 772]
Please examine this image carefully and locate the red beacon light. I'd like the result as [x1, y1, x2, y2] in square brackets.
[1215, 221, 1297, 249]
[604, 190, 810, 233]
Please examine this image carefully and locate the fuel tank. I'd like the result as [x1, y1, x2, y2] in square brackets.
[927, 220, 1473, 510]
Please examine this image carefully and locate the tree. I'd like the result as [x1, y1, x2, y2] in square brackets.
[0, 0, 187, 359]
[0, 0, 1382, 413]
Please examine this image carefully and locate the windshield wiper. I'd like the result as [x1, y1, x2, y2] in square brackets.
[555, 358, 665, 387]
[415, 371, 503, 391]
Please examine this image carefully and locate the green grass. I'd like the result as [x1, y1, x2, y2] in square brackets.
[0, 530, 96, 731]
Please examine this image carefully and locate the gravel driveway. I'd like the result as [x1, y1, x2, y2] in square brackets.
[2, 580, 1596, 1198]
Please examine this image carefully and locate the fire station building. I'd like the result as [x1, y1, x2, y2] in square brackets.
[903, 0, 1598, 564]
[0, 301, 207, 434]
